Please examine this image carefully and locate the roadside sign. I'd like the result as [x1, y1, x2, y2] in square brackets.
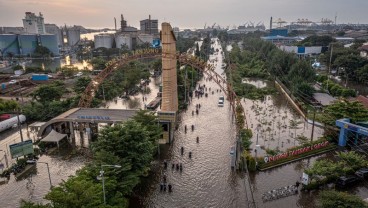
[9, 140, 34, 159]
[302, 172, 309, 185]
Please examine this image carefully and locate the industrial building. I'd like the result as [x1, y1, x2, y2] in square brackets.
[23, 12, 46, 34]
[0, 34, 59, 57]
[61, 25, 81, 47]
[94, 14, 157, 50]
[140, 15, 159, 35]
[45, 24, 62, 47]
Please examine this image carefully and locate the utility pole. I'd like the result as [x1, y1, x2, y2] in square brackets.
[310, 107, 316, 142]
[17, 108, 24, 142]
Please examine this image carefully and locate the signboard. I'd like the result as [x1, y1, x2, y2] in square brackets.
[77, 115, 110, 120]
[302, 172, 309, 185]
[9, 140, 34, 159]
[264, 141, 329, 163]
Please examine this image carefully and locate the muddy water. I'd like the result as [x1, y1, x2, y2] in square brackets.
[127, 38, 366, 208]
[0, 126, 86, 208]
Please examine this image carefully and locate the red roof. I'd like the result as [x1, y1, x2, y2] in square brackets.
[359, 45, 368, 52]
[356, 95, 368, 108]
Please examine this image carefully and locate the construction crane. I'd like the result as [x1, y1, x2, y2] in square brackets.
[273, 18, 287, 28]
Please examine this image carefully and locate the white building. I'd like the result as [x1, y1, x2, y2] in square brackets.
[22, 12, 46, 34]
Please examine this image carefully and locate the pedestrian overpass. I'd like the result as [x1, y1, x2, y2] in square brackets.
[336, 118, 368, 147]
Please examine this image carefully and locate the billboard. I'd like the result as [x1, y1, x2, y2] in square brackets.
[9, 140, 34, 159]
[152, 39, 161, 48]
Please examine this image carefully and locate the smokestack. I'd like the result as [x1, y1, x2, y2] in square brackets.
[114, 17, 117, 31]
[149, 15, 151, 34]
[270, 16, 273, 31]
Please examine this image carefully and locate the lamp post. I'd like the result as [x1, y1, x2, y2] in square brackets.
[0, 150, 8, 169]
[255, 125, 261, 166]
[99, 164, 121, 205]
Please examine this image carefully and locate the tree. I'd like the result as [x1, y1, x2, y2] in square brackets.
[33, 45, 52, 58]
[0, 99, 19, 113]
[89, 57, 107, 70]
[44, 168, 108, 208]
[74, 77, 92, 94]
[195, 42, 200, 57]
[31, 81, 67, 104]
[320, 101, 368, 126]
[357, 65, 368, 83]
[318, 190, 368, 208]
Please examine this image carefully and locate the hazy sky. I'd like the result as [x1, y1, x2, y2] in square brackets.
[0, 0, 367, 29]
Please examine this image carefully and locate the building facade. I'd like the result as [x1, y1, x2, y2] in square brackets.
[22, 12, 46, 34]
[140, 15, 158, 35]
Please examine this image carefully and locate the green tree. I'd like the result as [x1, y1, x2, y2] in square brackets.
[44, 171, 104, 208]
[195, 42, 200, 57]
[320, 101, 368, 126]
[31, 81, 67, 104]
[74, 77, 92, 94]
[33, 45, 52, 58]
[357, 65, 368, 83]
[0, 99, 19, 113]
[90, 57, 107, 70]
[318, 190, 368, 208]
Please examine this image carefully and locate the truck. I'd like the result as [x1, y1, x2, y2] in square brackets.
[0, 115, 26, 133]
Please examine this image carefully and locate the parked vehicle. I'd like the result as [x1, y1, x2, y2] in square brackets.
[74, 72, 83, 77]
[218, 96, 224, 107]
[336, 175, 359, 188]
[355, 168, 368, 179]
[9, 80, 17, 84]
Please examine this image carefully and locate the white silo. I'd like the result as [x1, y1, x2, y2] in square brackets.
[137, 34, 154, 45]
[115, 34, 132, 50]
[94, 34, 113, 49]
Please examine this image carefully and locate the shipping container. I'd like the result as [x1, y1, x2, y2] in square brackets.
[32, 74, 49, 81]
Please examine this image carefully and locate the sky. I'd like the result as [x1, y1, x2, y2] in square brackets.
[0, 0, 367, 29]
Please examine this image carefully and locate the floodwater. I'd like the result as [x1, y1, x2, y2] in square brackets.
[0, 126, 86, 208]
[127, 38, 331, 208]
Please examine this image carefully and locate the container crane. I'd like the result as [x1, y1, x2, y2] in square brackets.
[273, 18, 287, 28]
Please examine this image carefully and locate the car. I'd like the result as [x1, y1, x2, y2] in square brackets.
[74, 72, 83, 77]
[230, 146, 235, 155]
[9, 80, 17, 84]
[336, 175, 359, 188]
[355, 168, 368, 179]
[10, 74, 20, 78]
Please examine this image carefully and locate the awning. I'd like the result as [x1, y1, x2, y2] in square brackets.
[41, 129, 67, 143]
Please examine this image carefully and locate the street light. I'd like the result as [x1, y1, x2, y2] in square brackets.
[99, 164, 121, 205]
[26, 160, 52, 189]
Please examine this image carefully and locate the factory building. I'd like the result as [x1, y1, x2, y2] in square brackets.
[140, 15, 159, 35]
[45, 24, 62, 47]
[22, 12, 46, 34]
[94, 34, 114, 49]
[0, 34, 59, 57]
[61, 25, 81, 46]
[0, 27, 25, 34]
[115, 34, 132, 50]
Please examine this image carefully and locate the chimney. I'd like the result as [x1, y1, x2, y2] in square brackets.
[114, 17, 117, 31]
[149, 15, 151, 34]
[270, 16, 273, 31]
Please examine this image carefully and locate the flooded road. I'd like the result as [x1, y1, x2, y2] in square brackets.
[127, 38, 347, 208]
[130, 38, 248, 207]
[0, 126, 86, 208]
